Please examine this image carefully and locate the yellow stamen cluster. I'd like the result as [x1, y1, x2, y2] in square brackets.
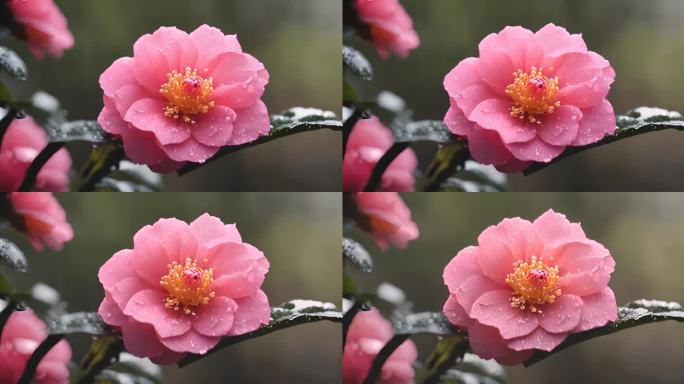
[505, 256, 561, 314]
[159, 67, 215, 125]
[505, 67, 560, 125]
[160, 258, 215, 316]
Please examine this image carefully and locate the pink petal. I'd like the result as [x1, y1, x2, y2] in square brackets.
[35, 360, 70, 383]
[99, 57, 137, 98]
[123, 289, 192, 338]
[207, 242, 270, 298]
[149, 350, 187, 365]
[467, 321, 512, 360]
[110, 276, 150, 309]
[539, 294, 583, 333]
[505, 136, 565, 163]
[120, 320, 175, 362]
[478, 27, 543, 92]
[124, 98, 191, 145]
[495, 349, 534, 366]
[113, 84, 153, 117]
[443, 246, 481, 293]
[477, 218, 544, 281]
[120, 122, 175, 168]
[560, 255, 615, 297]
[160, 329, 219, 355]
[552, 240, 610, 273]
[537, 105, 582, 146]
[210, 52, 269, 110]
[466, 121, 515, 166]
[227, 100, 270, 146]
[470, 290, 538, 339]
[98, 100, 125, 135]
[573, 287, 618, 332]
[98, 249, 136, 291]
[469, 99, 537, 144]
[444, 105, 472, 136]
[506, 327, 567, 352]
[455, 273, 506, 313]
[192, 296, 238, 337]
[532, 209, 587, 249]
[534, 24, 587, 56]
[227, 289, 271, 335]
[98, 294, 127, 328]
[133, 33, 173, 94]
[190, 24, 242, 70]
[573, 100, 616, 146]
[191, 106, 236, 146]
[495, 158, 532, 173]
[42, 339, 71, 364]
[161, 137, 220, 163]
[189, 213, 242, 249]
[457, 85, 501, 118]
[443, 295, 469, 328]
[443, 57, 484, 100]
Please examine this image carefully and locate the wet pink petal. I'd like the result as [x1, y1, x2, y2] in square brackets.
[98, 25, 270, 172]
[354, 192, 419, 250]
[355, 0, 420, 59]
[9, 192, 73, 251]
[98, 214, 270, 365]
[443, 210, 617, 365]
[8, 0, 74, 59]
[444, 24, 616, 172]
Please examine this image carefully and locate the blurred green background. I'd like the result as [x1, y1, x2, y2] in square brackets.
[346, 193, 684, 384]
[1, 0, 341, 191]
[347, 0, 684, 191]
[2, 193, 341, 383]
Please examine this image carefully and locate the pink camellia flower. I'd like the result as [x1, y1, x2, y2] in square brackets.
[7, 0, 74, 58]
[97, 213, 271, 364]
[0, 117, 71, 192]
[442, 209, 617, 365]
[354, 192, 419, 250]
[9, 192, 73, 252]
[98, 24, 270, 172]
[343, 308, 417, 384]
[355, 0, 420, 59]
[343, 117, 417, 192]
[0, 309, 72, 384]
[443, 24, 616, 172]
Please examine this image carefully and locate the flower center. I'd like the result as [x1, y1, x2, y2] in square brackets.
[505, 256, 561, 313]
[505, 67, 560, 125]
[159, 67, 215, 125]
[160, 258, 215, 316]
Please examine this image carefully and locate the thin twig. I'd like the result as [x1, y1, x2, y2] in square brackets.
[18, 334, 65, 384]
[0, 300, 17, 331]
[363, 142, 410, 191]
[0, 108, 17, 148]
[363, 334, 410, 384]
[18, 142, 65, 191]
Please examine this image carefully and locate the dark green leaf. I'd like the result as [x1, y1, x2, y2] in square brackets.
[343, 271, 358, 295]
[115, 161, 163, 190]
[525, 299, 684, 366]
[178, 107, 342, 175]
[0, 272, 12, 294]
[47, 119, 111, 143]
[343, 237, 373, 272]
[453, 353, 507, 384]
[393, 311, 456, 336]
[440, 161, 508, 192]
[343, 45, 373, 80]
[47, 311, 109, 335]
[440, 370, 502, 384]
[178, 299, 342, 367]
[110, 353, 163, 384]
[0, 46, 27, 80]
[0, 81, 11, 102]
[524, 107, 684, 175]
[392, 120, 453, 144]
[0, 238, 27, 272]
[343, 79, 358, 104]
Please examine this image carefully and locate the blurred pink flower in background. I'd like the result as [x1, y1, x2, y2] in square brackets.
[354, 192, 418, 250]
[98, 25, 270, 172]
[98, 213, 271, 364]
[0, 117, 71, 192]
[0, 309, 72, 384]
[442, 209, 617, 365]
[355, 0, 420, 59]
[343, 308, 417, 384]
[343, 117, 417, 192]
[9, 192, 73, 251]
[444, 24, 616, 172]
[7, 0, 74, 58]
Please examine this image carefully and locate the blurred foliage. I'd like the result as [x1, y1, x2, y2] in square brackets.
[346, 193, 684, 384]
[1, 193, 342, 383]
[348, 0, 684, 191]
[0, 0, 341, 191]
